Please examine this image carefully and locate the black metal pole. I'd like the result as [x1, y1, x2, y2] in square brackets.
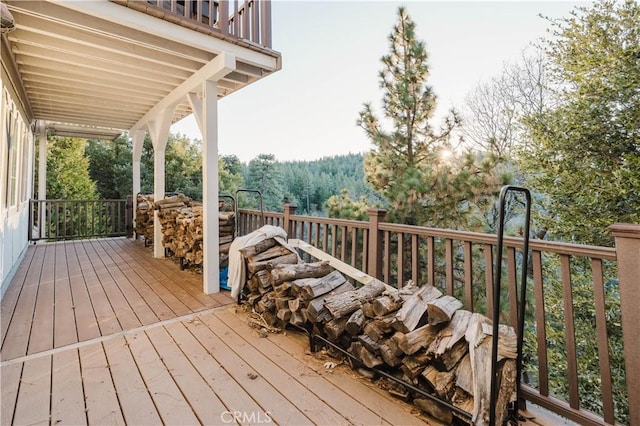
[489, 185, 531, 426]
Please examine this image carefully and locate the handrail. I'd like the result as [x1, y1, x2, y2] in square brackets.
[29, 198, 132, 241]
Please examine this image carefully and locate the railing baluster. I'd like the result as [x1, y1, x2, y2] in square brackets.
[560, 254, 580, 409]
[362, 229, 368, 275]
[397, 232, 404, 288]
[445, 238, 454, 295]
[340, 226, 347, 262]
[322, 223, 328, 253]
[331, 224, 337, 257]
[485, 244, 494, 320]
[427, 236, 435, 286]
[532, 250, 549, 397]
[411, 234, 418, 286]
[383, 230, 390, 283]
[591, 258, 615, 424]
[351, 228, 357, 268]
[463, 241, 473, 311]
[507, 246, 519, 327]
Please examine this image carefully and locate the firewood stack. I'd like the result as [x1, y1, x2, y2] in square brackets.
[135, 194, 154, 241]
[136, 194, 236, 269]
[238, 240, 517, 425]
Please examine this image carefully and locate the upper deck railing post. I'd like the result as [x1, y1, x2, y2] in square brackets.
[610, 223, 640, 426]
[283, 203, 297, 237]
[367, 208, 386, 279]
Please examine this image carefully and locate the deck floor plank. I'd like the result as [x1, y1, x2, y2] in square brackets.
[66, 242, 101, 342]
[145, 326, 229, 425]
[26, 245, 55, 355]
[81, 240, 141, 330]
[53, 242, 78, 348]
[1, 246, 45, 360]
[89, 240, 159, 326]
[0, 246, 35, 345]
[182, 316, 315, 426]
[0, 363, 23, 426]
[163, 321, 270, 418]
[79, 343, 126, 425]
[125, 331, 201, 425]
[109, 238, 208, 313]
[12, 356, 51, 426]
[102, 335, 162, 425]
[204, 311, 381, 425]
[51, 349, 87, 425]
[215, 309, 402, 425]
[74, 241, 122, 336]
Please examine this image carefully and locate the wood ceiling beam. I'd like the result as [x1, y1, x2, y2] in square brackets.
[28, 94, 151, 114]
[23, 83, 160, 107]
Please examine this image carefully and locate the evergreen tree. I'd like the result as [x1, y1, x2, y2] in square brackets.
[521, 0, 640, 246]
[47, 136, 97, 199]
[358, 7, 506, 228]
[245, 153, 284, 211]
[86, 136, 133, 199]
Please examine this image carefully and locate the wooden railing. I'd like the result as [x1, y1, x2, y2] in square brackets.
[114, 0, 273, 48]
[237, 205, 639, 425]
[29, 197, 133, 241]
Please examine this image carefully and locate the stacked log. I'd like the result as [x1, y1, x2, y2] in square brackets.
[238, 242, 517, 425]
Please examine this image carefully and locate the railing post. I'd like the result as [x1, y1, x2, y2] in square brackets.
[610, 223, 640, 426]
[283, 203, 296, 237]
[125, 195, 133, 238]
[367, 208, 386, 279]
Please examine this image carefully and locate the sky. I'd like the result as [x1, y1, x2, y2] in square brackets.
[171, 1, 586, 163]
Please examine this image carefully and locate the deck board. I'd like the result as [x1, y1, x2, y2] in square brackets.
[0, 246, 35, 343]
[12, 356, 51, 426]
[53, 242, 78, 348]
[51, 349, 86, 425]
[79, 343, 126, 425]
[66, 242, 101, 342]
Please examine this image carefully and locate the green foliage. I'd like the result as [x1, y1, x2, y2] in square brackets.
[521, 0, 640, 246]
[86, 136, 133, 199]
[164, 134, 203, 200]
[218, 156, 243, 196]
[47, 136, 97, 200]
[357, 7, 507, 228]
[245, 153, 285, 211]
[325, 189, 370, 220]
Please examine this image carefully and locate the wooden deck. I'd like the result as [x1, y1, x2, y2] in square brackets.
[0, 238, 433, 426]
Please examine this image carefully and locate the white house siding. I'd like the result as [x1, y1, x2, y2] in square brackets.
[0, 76, 34, 298]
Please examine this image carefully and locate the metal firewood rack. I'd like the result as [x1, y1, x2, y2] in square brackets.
[291, 185, 532, 425]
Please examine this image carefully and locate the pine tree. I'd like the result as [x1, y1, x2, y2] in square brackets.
[358, 7, 506, 228]
[47, 136, 97, 199]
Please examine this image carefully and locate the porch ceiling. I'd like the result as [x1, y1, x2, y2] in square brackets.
[3, 0, 280, 137]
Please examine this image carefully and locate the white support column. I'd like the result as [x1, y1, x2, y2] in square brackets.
[202, 79, 220, 294]
[37, 120, 46, 240]
[131, 129, 145, 232]
[148, 108, 174, 258]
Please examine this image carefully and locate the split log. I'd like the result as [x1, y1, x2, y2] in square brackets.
[357, 334, 380, 353]
[362, 314, 395, 341]
[239, 238, 278, 258]
[372, 294, 403, 317]
[270, 261, 332, 286]
[455, 354, 473, 395]
[248, 245, 294, 264]
[421, 365, 456, 400]
[325, 316, 349, 341]
[288, 298, 302, 312]
[289, 311, 305, 327]
[451, 387, 474, 421]
[306, 282, 355, 323]
[361, 302, 376, 318]
[394, 285, 442, 333]
[357, 345, 384, 369]
[414, 398, 453, 425]
[427, 295, 464, 325]
[465, 313, 517, 426]
[247, 252, 299, 274]
[400, 349, 430, 380]
[299, 270, 347, 300]
[345, 309, 365, 335]
[277, 308, 292, 322]
[379, 334, 404, 367]
[324, 280, 387, 319]
[394, 323, 440, 355]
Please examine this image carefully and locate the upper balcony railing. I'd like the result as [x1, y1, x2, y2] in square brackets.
[111, 0, 272, 49]
[237, 204, 639, 426]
